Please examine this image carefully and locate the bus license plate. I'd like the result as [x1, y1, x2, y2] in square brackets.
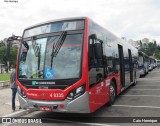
[39, 106, 52, 112]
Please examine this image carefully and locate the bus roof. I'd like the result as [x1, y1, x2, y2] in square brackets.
[24, 17, 88, 30]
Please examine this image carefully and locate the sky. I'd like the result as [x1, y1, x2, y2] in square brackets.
[0, 0, 160, 43]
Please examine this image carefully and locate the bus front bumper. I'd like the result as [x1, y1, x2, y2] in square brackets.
[17, 92, 90, 113]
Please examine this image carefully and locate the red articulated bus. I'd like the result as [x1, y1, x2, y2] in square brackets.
[17, 17, 139, 113]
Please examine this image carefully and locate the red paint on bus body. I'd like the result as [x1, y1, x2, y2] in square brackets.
[16, 17, 137, 113]
[15, 17, 121, 113]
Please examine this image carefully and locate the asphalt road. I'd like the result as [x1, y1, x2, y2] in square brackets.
[3, 68, 160, 126]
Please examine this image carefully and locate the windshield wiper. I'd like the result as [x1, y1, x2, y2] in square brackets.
[31, 36, 42, 77]
[37, 44, 41, 71]
[32, 36, 40, 57]
[22, 41, 29, 50]
[50, 31, 67, 68]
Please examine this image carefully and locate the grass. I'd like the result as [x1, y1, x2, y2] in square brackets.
[0, 73, 10, 81]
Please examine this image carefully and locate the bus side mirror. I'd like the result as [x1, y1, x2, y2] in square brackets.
[89, 34, 97, 40]
[94, 43, 103, 59]
[89, 44, 94, 59]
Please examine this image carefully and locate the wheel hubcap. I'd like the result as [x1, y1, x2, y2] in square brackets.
[110, 85, 115, 100]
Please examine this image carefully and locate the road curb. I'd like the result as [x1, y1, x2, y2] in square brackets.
[3, 109, 34, 117]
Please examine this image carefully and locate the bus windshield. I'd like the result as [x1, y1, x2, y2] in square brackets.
[18, 33, 83, 80]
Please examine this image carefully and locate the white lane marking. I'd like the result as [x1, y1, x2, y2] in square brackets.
[137, 80, 160, 82]
[43, 118, 119, 126]
[121, 95, 160, 97]
[138, 80, 160, 81]
[129, 89, 160, 90]
[3, 109, 30, 117]
[74, 122, 119, 126]
[0, 124, 10, 126]
[3, 108, 35, 117]
[77, 123, 119, 126]
[136, 85, 160, 86]
[138, 82, 160, 83]
[113, 105, 160, 109]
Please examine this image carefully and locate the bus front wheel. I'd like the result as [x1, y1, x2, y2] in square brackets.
[109, 81, 116, 105]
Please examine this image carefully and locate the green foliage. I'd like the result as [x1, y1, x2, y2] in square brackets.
[155, 52, 160, 59]
[0, 45, 6, 64]
[9, 48, 18, 68]
[0, 44, 18, 71]
[147, 43, 156, 56]
[140, 41, 160, 59]
[0, 73, 10, 81]
[0, 43, 5, 46]
[154, 41, 157, 47]
[139, 40, 142, 48]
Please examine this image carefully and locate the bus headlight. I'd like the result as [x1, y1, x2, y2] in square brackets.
[66, 84, 85, 100]
[17, 86, 27, 98]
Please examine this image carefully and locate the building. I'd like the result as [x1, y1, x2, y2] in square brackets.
[0, 38, 20, 48]
[150, 39, 156, 44]
[142, 38, 149, 44]
[12, 40, 20, 48]
[128, 39, 139, 48]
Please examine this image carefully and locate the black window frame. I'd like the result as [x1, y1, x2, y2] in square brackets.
[18, 29, 84, 81]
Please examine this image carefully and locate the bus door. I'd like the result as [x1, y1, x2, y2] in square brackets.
[88, 35, 109, 112]
[128, 49, 133, 82]
[118, 45, 125, 88]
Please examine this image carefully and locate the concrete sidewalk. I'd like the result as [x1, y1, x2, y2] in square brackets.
[0, 81, 10, 89]
[0, 88, 20, 116]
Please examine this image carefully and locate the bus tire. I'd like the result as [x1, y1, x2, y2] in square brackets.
[133, 73, 137, 86]
[109, 81, 116, 105]
[144, 69, 146, 75]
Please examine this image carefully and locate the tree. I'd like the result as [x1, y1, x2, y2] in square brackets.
[154, 41, 157, 47]
[139, 40, 142, 48]
[139, 41, 160, 59]
[0, 42, 5, 47]
[145, 42, 155, 56]
[0, 45, 6, 64]
[5, 35, 21, 72]
[9, 48, 18, 68]
[0, 45, 18, 72]
[155, 52, 160, 59]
